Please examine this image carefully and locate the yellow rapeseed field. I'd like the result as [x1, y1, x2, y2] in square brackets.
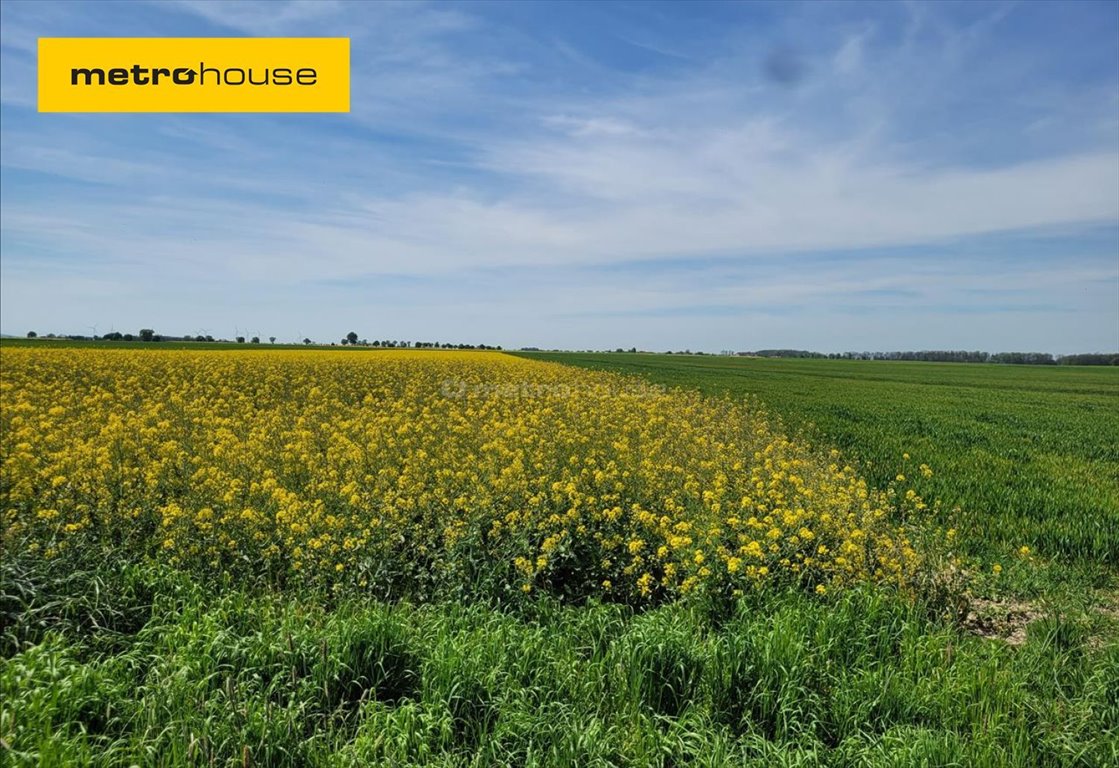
[1, 348, 925, 601]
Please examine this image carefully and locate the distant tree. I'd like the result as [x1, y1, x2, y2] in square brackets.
[303, 338, 312, 345]
[123, 333, 134, 341]
[138, 328, 155, 342]
[991, 352, 1055, 365]
[346, 331, 359, 345]
[26, 331, 37, 338]
[340, 338, 349, 346]
[752, 349, 827, 359]
[1059, 353, 1119, 366]
[251, 336, 260, 344]
[269, 336, 276, 344]
[236, 336, 245, 344]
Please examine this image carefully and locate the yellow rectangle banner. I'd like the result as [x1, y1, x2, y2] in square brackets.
[38, 37, 350, 113]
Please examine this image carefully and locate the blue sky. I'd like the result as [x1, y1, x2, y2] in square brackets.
[1, 0, 1117, 352]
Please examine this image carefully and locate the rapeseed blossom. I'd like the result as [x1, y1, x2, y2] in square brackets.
[1, 348, 927, 601]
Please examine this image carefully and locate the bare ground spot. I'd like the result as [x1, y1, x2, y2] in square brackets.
[1093, 589, 1119, 619]
[961, 591, 1119, 648]
[963, 597, 1042, 646]
[1087, 591, 1119, 649]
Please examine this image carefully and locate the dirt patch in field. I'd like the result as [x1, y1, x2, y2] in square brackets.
[1088, 592, 1119, 649]
[964, 592, 1119, 649]
[963, 597, 1042, 646]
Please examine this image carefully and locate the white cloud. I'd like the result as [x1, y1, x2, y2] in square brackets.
[161, 0, 347, 36]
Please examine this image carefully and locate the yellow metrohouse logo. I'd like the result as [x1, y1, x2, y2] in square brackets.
[38, 37, 349, 113]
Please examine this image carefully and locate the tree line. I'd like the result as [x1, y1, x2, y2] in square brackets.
[19, 331, 1115, 364]
[24, 329, 502, 350]
[740, 349, 1118, 365]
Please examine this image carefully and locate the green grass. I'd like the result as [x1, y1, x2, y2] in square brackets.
[515, 353, 1119, 568]
[2, 550, 1117, 767]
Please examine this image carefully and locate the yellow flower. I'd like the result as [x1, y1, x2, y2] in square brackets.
[1, 346, 931, 600]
